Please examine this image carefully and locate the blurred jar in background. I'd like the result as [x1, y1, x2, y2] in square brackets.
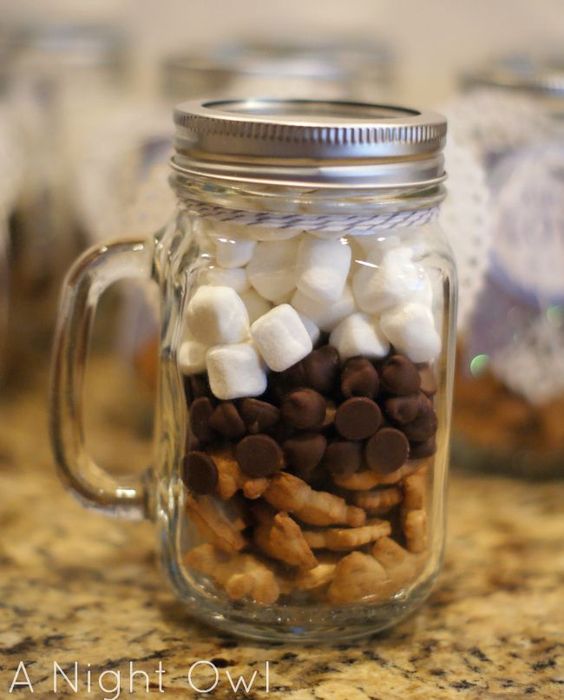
[161, 38, 396, 103]
[451, 56, 564, 478]
[5, 22, 129, 373]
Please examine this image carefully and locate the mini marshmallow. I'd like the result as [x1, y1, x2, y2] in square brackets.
[352, 246, 431, 314]
[251, 303, 312, 372]
[207, 342, 267, 400]
[185, 285, 249, 346]
[247, 238, 299, 302]
[292, 284, 356, 332]
[329, 313, 390, 361]
[201, 266, 250, 293]
[296, 237, 351, 303]
[380, 302, 441, 363]
[298, 313, 321, 346]
[178, 339, 207, 374]
[240, 288, 272, 323]
[215, 236, 256, 268]
[352, 233, 401, 259]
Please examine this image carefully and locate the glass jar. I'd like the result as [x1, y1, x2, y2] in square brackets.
[6, 22, 128, 355]
[50, 99, 456, 642]
[452, 56, 564, 478]
[161, 38, 396, 103]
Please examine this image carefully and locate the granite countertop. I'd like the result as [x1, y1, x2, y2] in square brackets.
[0, 356, 563, 699]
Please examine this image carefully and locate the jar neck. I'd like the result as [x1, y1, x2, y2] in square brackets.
[170, 170, 445, 217]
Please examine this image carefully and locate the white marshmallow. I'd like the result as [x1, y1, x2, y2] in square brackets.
[185, 285, 249, 346]
[201, 266, 250, 293]
[178, 339, 207, 375]
[352, 233, 401, 259]
[298, 313, 321, 346]
[206, 342, 267, 400]
[330, 313, 390, 361]
[247, 238, 299, 302]
[251, 303, 312, 372]
[352, 246, 431, 314]
[380, 302, 441, 363]
[240, 289, 272, 323]
[292, 284, 356, 332]
[215, 236, 256, 268]
[296, 237, 351, 303]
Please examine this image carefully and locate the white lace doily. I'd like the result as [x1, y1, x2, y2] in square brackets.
[490, 312, 564, 406]
[441, 89, 552, 159]
[489, 140, 564, 304]
[438, 134, 492, 330]
[441, 89, 564, 404]
[73, 103, 171, 243]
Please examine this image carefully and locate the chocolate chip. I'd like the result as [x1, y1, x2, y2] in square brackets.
[410, 437, 436, 458]
[270, 361, 307, 400]
[239, 398, 280, 434]
[418, 364, 437, 397]
[365, 428, 410, 474]
[281, 388, 326, 430]
[182, 451, 218, 494]
[380, 355, 421, 396]
[189, 396, 215, 442]
[335, 397, 382, 440]
[208, 402, 246, 439]
[235, 434, 285, 477]
[184, 374, 210, 405]
[302, 345, 340, 394]
[384, 394, 420, 425]
[322, 440, 362, 476]
[341, 357, 379, 398]
[283, 433, 327, 481]
[402, 397, 438, 442]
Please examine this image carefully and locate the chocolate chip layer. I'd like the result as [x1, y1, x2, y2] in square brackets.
[209, 402, 246, 439]
[302, 345, 340, 394]
[402, 397, 438, 442]
[183, 450, 218, 495]
[365, 428, 410, 474]
[322, 440, 362, 476]
[189, 396, 215, 442]
[281, 388, 326, 430]
[384, 394, 420, 425]
[239, 398, 280, 434]
[335, 397, 382, 440]
[410, 436, 436, 458]
[235, 434, 285, 477]
[380, 355, 421, 396]
[283, 432, 327, 481]
[341, 357, 379, 399]
[184, 374, 211, 406]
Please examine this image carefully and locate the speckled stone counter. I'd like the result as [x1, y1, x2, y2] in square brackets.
[0, 357, 563, 699]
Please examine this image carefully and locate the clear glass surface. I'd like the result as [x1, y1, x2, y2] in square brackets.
[151, 184, 457, 642]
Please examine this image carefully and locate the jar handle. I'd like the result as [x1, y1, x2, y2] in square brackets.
[50, 239, 154, 520]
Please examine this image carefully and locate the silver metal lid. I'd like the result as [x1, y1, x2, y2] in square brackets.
[172, 98, 447, 189]
[462, 55, 564, 99]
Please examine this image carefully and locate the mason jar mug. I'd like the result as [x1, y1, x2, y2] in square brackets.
[51, 99, 456, 642]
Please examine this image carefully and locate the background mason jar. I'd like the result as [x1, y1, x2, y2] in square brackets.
[3, 22, 130, 373]
[451, 55, 564, 479]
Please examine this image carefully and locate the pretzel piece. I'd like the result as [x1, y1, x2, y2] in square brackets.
[186, 543, 279, 604]
[263, 472, 365, 527]
[303, 520, 392, 551]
